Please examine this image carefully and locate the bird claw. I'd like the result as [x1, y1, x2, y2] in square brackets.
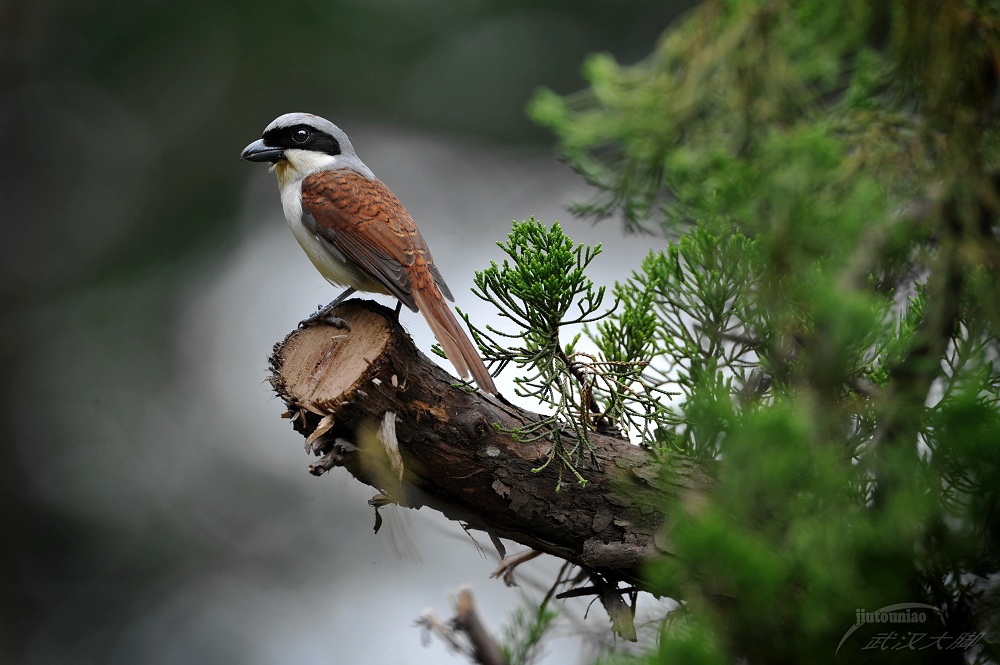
[298, 310, 351, 331]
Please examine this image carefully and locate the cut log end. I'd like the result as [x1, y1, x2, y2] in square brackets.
[271, 301, 397, 415]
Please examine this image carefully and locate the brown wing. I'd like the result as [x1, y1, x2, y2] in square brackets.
[301, 169, 496, 394]
[300, 170, 453, 311]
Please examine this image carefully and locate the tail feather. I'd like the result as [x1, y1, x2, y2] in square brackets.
[413, 288, 498, 395]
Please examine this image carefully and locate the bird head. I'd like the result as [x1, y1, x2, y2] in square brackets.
[241, 113, 369, 186]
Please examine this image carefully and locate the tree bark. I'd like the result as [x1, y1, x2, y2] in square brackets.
[268, 300, 717, 589]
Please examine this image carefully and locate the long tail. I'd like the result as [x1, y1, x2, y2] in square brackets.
[413, 286, 498, 395]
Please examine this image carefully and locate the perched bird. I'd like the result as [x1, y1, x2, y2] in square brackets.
[241, 112, 497, 395]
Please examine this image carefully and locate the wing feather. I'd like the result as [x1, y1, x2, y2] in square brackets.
[300, 169, 494, 393]
[301, 170, 446, 311]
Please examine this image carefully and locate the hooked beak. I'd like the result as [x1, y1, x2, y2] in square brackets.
[241, 138, 285, 163]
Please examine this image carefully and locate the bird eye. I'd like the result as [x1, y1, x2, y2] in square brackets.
[292, 128, 310, 144]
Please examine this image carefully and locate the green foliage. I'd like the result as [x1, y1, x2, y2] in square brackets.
[589, 276, 673, 447]
[496, 0, 1000, 662]
[528, 0, 884, 231]
[472, 216, 608, 374]
[465, 217, 642, 488]
[469, 215, 771, 479]
[500, 603, 558, 665]
[620, 223, 763, 456]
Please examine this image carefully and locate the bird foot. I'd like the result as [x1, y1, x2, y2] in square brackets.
[298, 306, 351, 331]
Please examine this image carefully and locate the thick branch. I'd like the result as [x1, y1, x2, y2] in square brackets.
[268, 300, 716, 587]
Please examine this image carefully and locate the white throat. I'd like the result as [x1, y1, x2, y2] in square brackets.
[272, 149, 340, 190]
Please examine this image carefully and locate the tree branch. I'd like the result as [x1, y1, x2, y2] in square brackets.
[417, 588, 507, 665]
[268, 300, 717, 591]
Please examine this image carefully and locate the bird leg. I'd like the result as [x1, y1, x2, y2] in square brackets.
[393, 299, 403, 321]
[299, 287, 356, 329]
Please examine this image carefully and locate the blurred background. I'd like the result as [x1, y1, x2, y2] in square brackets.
[1, 1, 694, 662]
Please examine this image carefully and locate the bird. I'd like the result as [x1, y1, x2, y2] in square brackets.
[241, 112, 498, 395]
